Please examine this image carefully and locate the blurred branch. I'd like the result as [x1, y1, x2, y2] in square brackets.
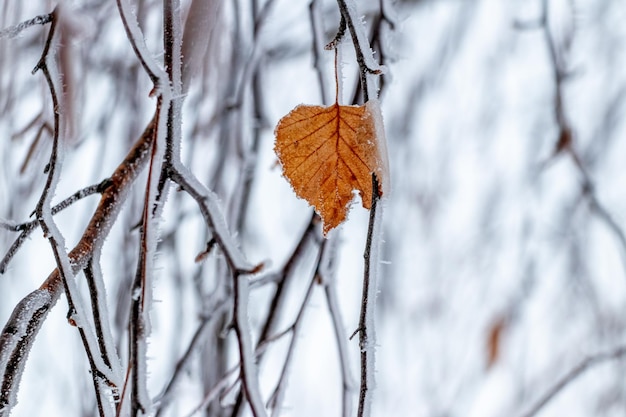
[0, 12, 52, 39]
[323, 237, 356, 417]
[519, 346, 626, 417]
[154, 299, 229, 416]
[537, 0, 626, 269]
[309, 0, 331, 105]
[267, 240, 327, 412]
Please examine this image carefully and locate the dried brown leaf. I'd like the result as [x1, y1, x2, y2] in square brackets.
[274, 101, 385, 235]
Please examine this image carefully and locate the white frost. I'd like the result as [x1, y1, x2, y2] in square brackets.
[365, 99, 391, 197]
[361, 197, 384, 417]
[235, 274, 268, 417]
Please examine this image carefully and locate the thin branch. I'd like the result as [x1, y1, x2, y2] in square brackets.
[537, 0, 626, 270]
[0, 12, 53, 39]
[267, 240, 326, 413]
[356, 174, 382, 417]
[19, 121, 52, 174]
[153, 300, 229, 416]
[115, 0, 167, 86]
[85, 255, 123, 385]
[519, 346, 626, 417]
[184, 327, 288, 417]
[332, 0, 383, 102]
[323, 239, 356, 417]
[168, 165, 255, 274]
[0, 179, 110, 273]
[229, 213, 319, 417]
[232, 271, 268, 417]
[325, 16, 347, 52]
[130, 95, 169, 417]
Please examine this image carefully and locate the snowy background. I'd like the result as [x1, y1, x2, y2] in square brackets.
[3, 0, 626, 416]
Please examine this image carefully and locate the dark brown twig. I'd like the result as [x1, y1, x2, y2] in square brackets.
[331, 0, 383, 102]
[357, 174, 381, 417]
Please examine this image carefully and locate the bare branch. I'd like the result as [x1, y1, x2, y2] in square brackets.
[323, 238, 356, 417]
[0, 115, 156, 416]
[267, 240, 326, 413]
[357, 174, 382, 417]
[519, 346, 626, 417]
[0, 180, 109, 273]
[0, 13, 52, 39]
[115, 0, 167, 86]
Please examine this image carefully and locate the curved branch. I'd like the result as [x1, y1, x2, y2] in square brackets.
[519, 346, 626, 417]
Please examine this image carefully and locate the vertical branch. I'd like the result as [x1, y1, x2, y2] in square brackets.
[323, 243, 356, 417]
[130, 96, 169, 417]
[115, 0, 163, 85]
[356, 174, 382, 417]
[326, 1, 387, 415]
[309, 0, 331, 105]
[333, 0, 383, 102]
[267, 240, 327, 414]
[233, 271, 268, 417]
[85, 254, 122, 381]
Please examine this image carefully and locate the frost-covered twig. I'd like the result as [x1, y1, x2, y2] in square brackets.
[168, 163, 265, 415]
[168, 165, 255, 274]
[32, 9, 118, 417]
[331, 0, 383, 101]
[368, 0, 395, 97]
[0, 180, 106, 233]
[130, 93, 170, 417]
[356, 174, 383, 417]
[323, 239, 356, 417]
[0, 180, 109, 274]
[267, 240, 326, 414]
[0, 290, 52, 414]
[115, 0, 167, 86]
[0, 115, 156, 417]
[84, 256, 123, 384]
[0, 12, 52, 39]
[232, 272, 268, 417]
[519, 346, 626, 417]
[229, 214, 318, 417]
